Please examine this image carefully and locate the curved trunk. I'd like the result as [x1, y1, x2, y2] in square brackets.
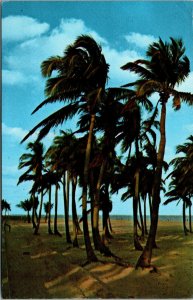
[136, 101, 166, 268]
[48, 185, 53, 234]
[133, 169, 143, 251]
[34, 189, 43, 235]
[63, 173, 72, 243]
[72, 176, 79, 247]
[82, 114, 98, 262]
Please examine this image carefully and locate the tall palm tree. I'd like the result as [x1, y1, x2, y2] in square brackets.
[21, 35, 111, 262]
[121, 37, 193, 268]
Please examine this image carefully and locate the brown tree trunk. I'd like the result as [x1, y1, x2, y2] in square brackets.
[27, 211, 31, 223]
[48, 185, 53, 234]
[183, 201, 188, 235]
[34, 189, 43, 235]
[144, 195, 148, 235]
[32, 194, 37, 229]
[136, 101, 166, 268]
[54, 183, 61, 236]
[82, 114, 98, 262]
[189, 204, 192, 233]
[138, 197, 145, 239]
[72, 176, 79, 247]
[133, 169, 143, 251]
[63, 173, 72, 243]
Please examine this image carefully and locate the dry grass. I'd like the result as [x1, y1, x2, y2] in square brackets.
[2, 217, 193, 298]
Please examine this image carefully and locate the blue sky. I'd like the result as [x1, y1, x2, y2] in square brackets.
[2, 1, 193, 216]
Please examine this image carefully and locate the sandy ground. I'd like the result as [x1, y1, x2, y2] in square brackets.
[2, 217, 193, 299]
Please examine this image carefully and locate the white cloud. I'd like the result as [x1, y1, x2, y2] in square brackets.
[176, 71, 193, 94]
[2, 123, 56, 146]
[3, 18, 108, 85]
[103, 46, 141, 86]
[125, 32, 157, 49]
[2, 15, 50, 42]
[2, 123, 29, 140]
[2, 70, 38, 85]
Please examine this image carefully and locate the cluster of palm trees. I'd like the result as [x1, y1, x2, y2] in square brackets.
[164, 135, 193, 235]
[18, 35, 193, 268]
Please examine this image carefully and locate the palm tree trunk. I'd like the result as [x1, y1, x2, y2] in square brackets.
[148, 193, 153, 222]
[63, 173, 72, 243]
[82, 114, 98, 262]
[48, 185, 53, 234]
[72, 176, 79, 247]
[54, 183, 61, 236]
[144, 195, 148, 235]
[92, 160, 112, 256]
[183, 201, 188, 235]
[108, 215, 114, 234]
[189, 204, 192, 233]
[32, 194, 37, 229]
[133, 169, 143, 251]
[136, 101, 166, 268]
[102, 184, 113, 240]
[27, 211, 31, 223]
[34, 189, 43, 235]
[138, 197, 145, 239]
[93, 160, 105, 249]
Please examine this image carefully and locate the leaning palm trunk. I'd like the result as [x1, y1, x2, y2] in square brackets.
[82, 114, 98, 262]
[34, 188, 44, 235]
[63, 174, 72, 243]
[133, 169, 143, 250]
[136, 100, 166, 268]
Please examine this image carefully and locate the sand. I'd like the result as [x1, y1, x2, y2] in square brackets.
[2, 217, 193, 299]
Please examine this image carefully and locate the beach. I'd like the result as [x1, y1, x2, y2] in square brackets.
[2, 217, 193, 299]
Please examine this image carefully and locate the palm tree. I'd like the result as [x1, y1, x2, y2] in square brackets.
[44, 201, 53, 223]
[18, 141, 45, 234]
[1, 199, 11, 216]
[16, 199, 33, 223]
[164, 135, 193, 234]
[121, 37, 193, 268]
[21, 35, 111, 262]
